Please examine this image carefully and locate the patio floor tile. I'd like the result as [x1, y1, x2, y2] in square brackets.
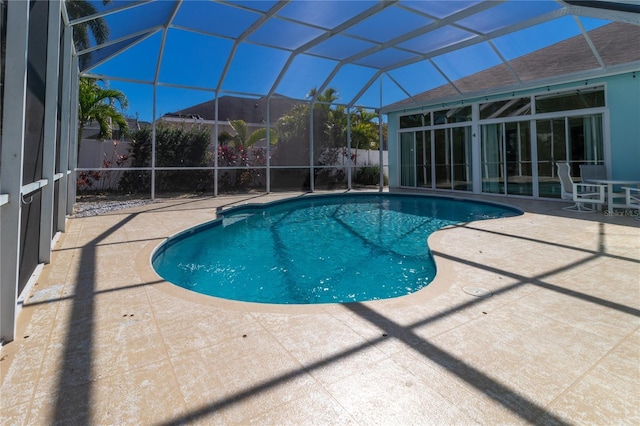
[2, 191, 638, 425]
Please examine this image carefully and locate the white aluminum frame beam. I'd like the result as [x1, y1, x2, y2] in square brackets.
[346, 108, 352, 190]
[214, 95, 219, 196]
[346, 4, 567, 107]
[309, 102, 314, 192]
[266, 0, 396, 98]
[378, 80, 384, 192]
[67, 57, 79, 215]
[149, 1, 182, 200]
[266, 100, 271, 193]
[216, 1, 289, 93]
[312, 0, 500, 104]
[57, 24, 74, 232]
[80, 28, 162, 74]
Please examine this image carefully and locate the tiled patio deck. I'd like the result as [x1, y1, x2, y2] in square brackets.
[1, 190, 639, 425]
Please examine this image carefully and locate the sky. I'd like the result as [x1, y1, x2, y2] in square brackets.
[78, 0, 611, 123]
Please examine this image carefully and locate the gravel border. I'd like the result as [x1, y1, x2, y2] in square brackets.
[72, 200, 155, 218]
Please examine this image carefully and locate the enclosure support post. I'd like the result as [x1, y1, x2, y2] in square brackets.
[266, 99, 271, 193]
[40, 0, 62, 264]
[57, 24, 73, 232]
[0, 0, 29, 343]
[309, 101, 314, 193]
[378, 109, 384, 192]
[67, 57, 79, 214]
[214, 94, 219, 197]
[151, 83, 157, 201]
[347, 108, 352, 191]
[379, 78, 384, 192]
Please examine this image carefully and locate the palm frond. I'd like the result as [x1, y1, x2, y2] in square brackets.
[246, 128, 277, 147]
[78, 77, 128, 141]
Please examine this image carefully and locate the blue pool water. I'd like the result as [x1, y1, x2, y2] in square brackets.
[152, 193, 521, 304]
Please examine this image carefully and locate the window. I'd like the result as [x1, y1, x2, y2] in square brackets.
[433, 106, 471, 124]
[535, 87, 604, 114]
[399, 114, 423, 129]
[480, 97, 531, 119]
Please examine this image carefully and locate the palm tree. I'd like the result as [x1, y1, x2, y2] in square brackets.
[350, 107, 380, 150]
[66, 0, 111, 67]
[225, 119, 277, 147]
[77, 77, 128, 145]
[307, 87, 340, 112]
[273, 88, 345, 168]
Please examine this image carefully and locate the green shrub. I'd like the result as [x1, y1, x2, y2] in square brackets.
[353, 166, 387, 186]
[119, 123, 212, 193]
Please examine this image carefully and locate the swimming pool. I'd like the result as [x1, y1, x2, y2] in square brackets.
[152, 193, 521, 304]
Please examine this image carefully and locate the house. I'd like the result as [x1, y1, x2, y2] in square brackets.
[164, 95, 300, 125]
[161, 95, 302, 145]
[383, 22, 640, 199]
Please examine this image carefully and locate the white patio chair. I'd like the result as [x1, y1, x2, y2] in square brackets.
[579, 164, 607, 183]
[623, 186, 640, 221]
[556, 162, 606, 212]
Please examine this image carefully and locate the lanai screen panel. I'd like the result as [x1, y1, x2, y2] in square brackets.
[20, 0, 49, 293]
[67, 0, 640, 118]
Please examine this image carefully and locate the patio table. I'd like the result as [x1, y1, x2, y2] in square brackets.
[591, 179, 640, 210]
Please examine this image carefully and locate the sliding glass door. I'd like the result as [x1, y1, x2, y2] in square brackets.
[400, 132, 415, 187]
[451, 127, 473, 191]
[506, 121, 532, 196]
[537, 114, 603, 198]
[481, 121, 532, 196]
[481, 124, 503, 194]
[416, 130, 431, 188]
[402, 127, 471, 191]
[435, 127, 472, 191]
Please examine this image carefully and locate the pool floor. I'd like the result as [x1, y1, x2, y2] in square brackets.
[1, 190, 639, 425]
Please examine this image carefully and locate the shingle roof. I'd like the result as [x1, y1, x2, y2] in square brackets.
[386, 22, 640, 111]
[164, 95, 302, 125]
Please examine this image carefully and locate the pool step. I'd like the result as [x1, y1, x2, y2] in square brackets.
[222, 213, 253, 227]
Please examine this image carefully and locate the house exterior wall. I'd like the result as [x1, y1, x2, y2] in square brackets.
[607, 73, 640, 180]
[387, 116, 400, 191]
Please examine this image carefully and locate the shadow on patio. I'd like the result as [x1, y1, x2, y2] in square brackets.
[1, 192, 638, 425]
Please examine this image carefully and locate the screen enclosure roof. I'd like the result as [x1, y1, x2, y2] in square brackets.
[67, 0, 640, 111]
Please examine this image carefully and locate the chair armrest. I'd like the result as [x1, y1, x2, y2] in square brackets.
[572, 183, 606, 203]
[622, 187, 640, 206]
